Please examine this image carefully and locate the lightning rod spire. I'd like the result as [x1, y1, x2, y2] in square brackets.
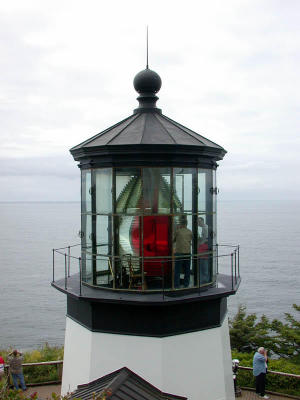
[146, 26, 149, 69]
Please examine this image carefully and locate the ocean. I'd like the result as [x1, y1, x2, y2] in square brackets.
[0, 200, 299, 350]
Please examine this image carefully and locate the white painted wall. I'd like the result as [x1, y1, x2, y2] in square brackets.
[62, 316, 235, 400]
[62, 318, 93, 394]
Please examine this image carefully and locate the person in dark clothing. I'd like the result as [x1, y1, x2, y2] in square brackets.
[7, 350, 27, 391]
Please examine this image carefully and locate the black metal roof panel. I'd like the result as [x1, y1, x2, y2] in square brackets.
[71, 112, 223, 150]
[70, 367, 187, 400]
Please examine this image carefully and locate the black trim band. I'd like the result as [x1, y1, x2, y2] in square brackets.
[67, 295, 227, 337]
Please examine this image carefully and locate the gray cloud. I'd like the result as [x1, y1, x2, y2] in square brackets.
[0, 0, 300, 201]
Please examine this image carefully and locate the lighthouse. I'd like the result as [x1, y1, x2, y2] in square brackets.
[52, 65, 240, 400]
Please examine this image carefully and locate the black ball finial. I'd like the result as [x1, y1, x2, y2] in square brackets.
[133, 68, 162, 94]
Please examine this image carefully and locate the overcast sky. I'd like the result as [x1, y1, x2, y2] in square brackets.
[1, 0, 299, 201]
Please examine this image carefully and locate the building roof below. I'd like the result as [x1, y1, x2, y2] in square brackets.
[70, 366, 187, 400]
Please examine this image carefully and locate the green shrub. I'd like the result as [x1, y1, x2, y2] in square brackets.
[232, 351, 300, 396]
[1, 344, 64, 385]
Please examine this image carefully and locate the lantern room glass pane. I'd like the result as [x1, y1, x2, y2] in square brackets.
[173, 214, 195, 288]
[198, 169, 212, 213]
[84, 255, 93, 284]
[95, 256, 113, 287]
[173, 168, 194, 213]
[114, 215, 141, 290]
[82, 214, 92, 252]
[81, 213, 93, 284]
[116, 168, 142, 214]
[197, 214, 211, 285]
[95, 168, 112, 214]
[82, 170, 92, 213]
[114, 215, 141, 258]
[143, 168, 171, 214]
[96, 215, 112, 255]
[143, 215, 172, 288]
[213, 169, 217, 213]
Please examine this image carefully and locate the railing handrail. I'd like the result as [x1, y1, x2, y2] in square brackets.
[53, 243, 239, 261]
[4, 360, 63, 368]
[4, 360, 299, 378]
[4, 361, 300, 380]
[238, 365, 300, 379]
[52, 243, 240, 293]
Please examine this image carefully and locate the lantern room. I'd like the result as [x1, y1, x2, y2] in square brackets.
[71, 67, 225, 292]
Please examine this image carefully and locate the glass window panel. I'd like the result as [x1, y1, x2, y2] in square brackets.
[198, 169, 210, 213]
[114, 216, 140, 258]
[143, 216, 172, 289]
[82, 170, 92, 213]
[116, 168, 142, 214]
[95, 168, 112, 213]
[96, 215, 112, 255]
[173, 214, 195, 289]
[114, 215, 141, 290]
[197, 214, 215, 285]
[173, 168, 194, 213]
[213, 169, 217, 213]
[143, 168, 171, 214]
[83, 254, 93, 284]
[95, 256, 113, 287]
[82, 214, 92, 252]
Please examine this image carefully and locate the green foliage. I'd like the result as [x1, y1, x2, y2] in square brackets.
[230, 304, 300, 395]
[271, 304, 300, 358]
[232, 351, 300, 396]
[0, 344, 64, 385]
[229, 305, 275, 353]
[229, 304, 300, 361]
[0, 385, 71, 400]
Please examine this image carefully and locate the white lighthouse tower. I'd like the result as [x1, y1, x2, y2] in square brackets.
[52, 66, 240, 400]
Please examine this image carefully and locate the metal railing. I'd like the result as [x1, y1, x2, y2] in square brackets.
[52, 244, 240, 294]
[238, 365, 300, 380]
[4, 360, 63, 387]
[3, 361, 299, 389]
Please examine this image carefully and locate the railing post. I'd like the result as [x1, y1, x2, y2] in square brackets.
[216, 243, 219, 274]
[237, 245, 240, 278]
[234, 249, 237, 284]
[52, 249, 55, 283]
[162, 260, 165, 300]
[231, 252, 234, 290]
[64, 253, 67, 290]
[68, 246, 71, 277]
[57, 362, 63, 381]
[79, 257, 82, 296]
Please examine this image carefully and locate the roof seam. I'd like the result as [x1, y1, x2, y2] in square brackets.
[155, 114, 177, 144]
[106, 114, 140, 145]
[140, 113, 148, 144]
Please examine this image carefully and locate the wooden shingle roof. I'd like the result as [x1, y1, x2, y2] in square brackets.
[70, 367, 187, 400]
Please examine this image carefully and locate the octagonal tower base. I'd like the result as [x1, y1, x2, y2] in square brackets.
[61, 316, 234, 400]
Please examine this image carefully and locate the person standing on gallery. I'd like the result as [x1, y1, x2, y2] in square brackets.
[7, 349, 27, 391]
[253, 347, 269, 399]
[174, 217, 193, 288]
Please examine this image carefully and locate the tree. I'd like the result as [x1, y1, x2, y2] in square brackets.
[229, 305, 274, 353]
[271, 304, 300, 359]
